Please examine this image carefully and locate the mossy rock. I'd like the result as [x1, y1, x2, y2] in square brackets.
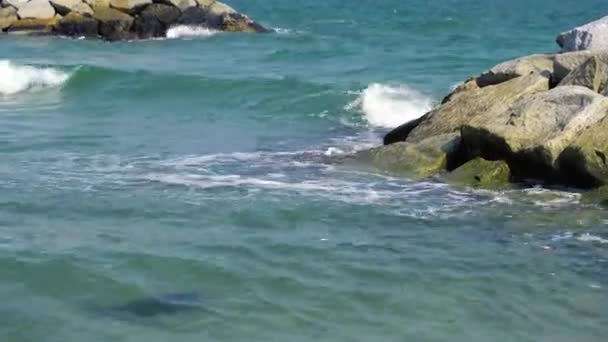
[7, 17, 58, 33]
[355, 134, 460, 180]
[446, 158, 511, 190]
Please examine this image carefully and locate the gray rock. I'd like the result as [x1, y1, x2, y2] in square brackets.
[158, 0, 196, 11]
[557, 15, 608, 52]
[55, 12, 97, 37]
[17, 0, 56, 19]
[2, 0, 29, 9]
[558, 56, 608, 93]
[93, 6, 133, 40]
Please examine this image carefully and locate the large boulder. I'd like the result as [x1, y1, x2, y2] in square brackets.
[131, 3, 179, 38]
[558, 56, 608, 94]
[222, 12, 267, 33]
[476, 54, 554, 87]
[55, 11, 98, 37]
[17, 0, 56, 19]
[400, 72, 550, 144]
[556, 113, 608, 188]
[93, 6, 133, 40]
[0, 6, 18, 30]
[175, 6, 222, 29]
[49, 0, 85, 15]
[109, 0, 151, 14]
[446, 158, 511, 190]
[553, 50, 608, 82]
[355, 134, 460, 180]
[557, 15, 608, 52]
[7, 17, 57, 33]
[459, 86, 608, 184]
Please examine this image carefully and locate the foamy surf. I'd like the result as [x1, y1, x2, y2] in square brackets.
[0, 60, 70, 95]
[347, 83, 434, 128]
[166, 26, 219, 39]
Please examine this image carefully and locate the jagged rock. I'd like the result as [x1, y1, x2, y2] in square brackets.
[383, 114, 428, 146]
[557, 15, 608, 52]
[556, 112, 608, 188]
[7, 16, 57, 33]
[356, 134, 460, 180]
[553, 50, 608, 82]
[476, 54, 554, 87]
[176, 6, 222, 29]
[207, 0, 235, 16]
[17, 0, 56, 19]
[446, 158, 511, 190]
[440, 78, 479, 104]
[55, 11, 97, 37]
[558, 56, 608, 93]
[93, 6, 133, 40]
[400, 72, 549, 144]
[222, 12, 266, 32]
[458, 86, 608, 184]
[158, 0, 196, 11]
[109, 0, 151, 14]
[132, 3, 179, 38]
[0, 6, 17, 30]
[2, 0, 29, 9]
[72, 2, 93, 15]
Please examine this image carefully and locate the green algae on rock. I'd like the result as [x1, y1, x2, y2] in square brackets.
[446, 158, 511, 190]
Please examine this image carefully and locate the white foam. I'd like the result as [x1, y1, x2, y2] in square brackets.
[166, 26, 219, 39]
[576, 233, 608, 244]
[348, 83, 434, 128]
[0, 60, 70, 95]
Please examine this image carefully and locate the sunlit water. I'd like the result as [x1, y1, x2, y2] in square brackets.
[1, 0, 607, 340]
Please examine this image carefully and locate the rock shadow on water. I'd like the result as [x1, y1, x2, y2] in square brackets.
[92, 292, 208, 322]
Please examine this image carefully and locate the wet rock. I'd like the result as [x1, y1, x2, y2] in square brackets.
[131, 3, 179, 38]
[55, 11, 97, 37]
[93, 6, 133, 40]
[446, 158, 511, 190]
[356, 133, 460, 180]
[175, 6, 222, 29]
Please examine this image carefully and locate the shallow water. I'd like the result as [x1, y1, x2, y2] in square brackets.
[1, 0, 608, 341]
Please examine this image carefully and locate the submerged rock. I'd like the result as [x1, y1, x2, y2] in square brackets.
[557, 15, 608, 52]
[357, 134, 460, 180]
[108, 292, 205, 318]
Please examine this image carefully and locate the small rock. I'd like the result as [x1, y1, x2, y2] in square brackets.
[476, 54, 554, 87]
[17, 0, 56, 19]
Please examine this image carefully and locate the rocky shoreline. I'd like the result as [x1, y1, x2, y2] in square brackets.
[0, 0, 266, 40]
[357, 15, 608, 203]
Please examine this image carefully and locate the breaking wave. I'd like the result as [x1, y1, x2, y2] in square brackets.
[166, 26, 219, 39]
[0, 60, 70, 95]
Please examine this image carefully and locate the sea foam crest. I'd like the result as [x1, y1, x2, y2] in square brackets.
[0, 60, 70, 95]
[348, 83, 434, 128]
[166, 26, 219, 39]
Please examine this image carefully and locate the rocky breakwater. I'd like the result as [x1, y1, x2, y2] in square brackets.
[357, 16, 608, 201]
[0, 0, 267, 40]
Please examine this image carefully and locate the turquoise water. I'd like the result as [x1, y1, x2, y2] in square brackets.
[1, 0, 608, 340]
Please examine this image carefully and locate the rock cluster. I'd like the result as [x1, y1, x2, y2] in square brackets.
[0, 0, 266, 40]
[359, 17, 608, 196]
